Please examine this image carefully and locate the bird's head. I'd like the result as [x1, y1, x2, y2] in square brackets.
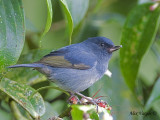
[83, 37, 122, 58]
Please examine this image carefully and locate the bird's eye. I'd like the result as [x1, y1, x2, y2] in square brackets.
[100, 43, 105, 47]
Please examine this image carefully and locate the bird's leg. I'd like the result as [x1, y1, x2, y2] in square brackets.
[75, 92, 111, 112]
[75, 92, 98, 105]
[76, 92, 102, 112]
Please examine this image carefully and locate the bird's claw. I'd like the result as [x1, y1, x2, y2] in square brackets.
[68, 95, 79, 104]
[74, 92, 112, 112]
[68, 92, 112, 113]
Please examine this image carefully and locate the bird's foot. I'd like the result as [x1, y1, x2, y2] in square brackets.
[68, 92, 112, 112]
[68, 94, 79, 104]
[75, 92, 96, 105]
[75, 92, 112, 111]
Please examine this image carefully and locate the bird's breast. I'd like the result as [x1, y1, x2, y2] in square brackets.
[96, 60, 109, 77]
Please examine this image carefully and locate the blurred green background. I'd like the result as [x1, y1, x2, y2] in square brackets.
[1, 0, 160, 119]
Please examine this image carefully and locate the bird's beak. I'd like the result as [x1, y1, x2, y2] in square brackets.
[109, 45, 122, 52]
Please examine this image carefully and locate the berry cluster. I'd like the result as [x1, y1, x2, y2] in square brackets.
[69, 95, 112, 112]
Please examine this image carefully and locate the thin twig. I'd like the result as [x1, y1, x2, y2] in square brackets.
[29, 86, 69, 99]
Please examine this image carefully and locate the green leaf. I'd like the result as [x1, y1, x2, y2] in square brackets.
[120, 3, 160, 91]
[59, 0, 89, 44]
[41, 0, 53, 37]
[71, 105, 112, 120]
[88, 109, 99, 120]
[0, 0, 25, 73]
[145, 78, 160, 111]
[0, 78, 45, 118]
[71, 105, 93, 120]
[59, 0, 73, 44]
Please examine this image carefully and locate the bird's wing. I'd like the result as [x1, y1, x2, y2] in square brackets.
[38, 48, 96, 70]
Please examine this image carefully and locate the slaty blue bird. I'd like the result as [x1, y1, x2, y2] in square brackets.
[9, 37, 121, 100]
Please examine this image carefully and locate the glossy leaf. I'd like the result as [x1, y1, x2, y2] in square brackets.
[59, 0, 73, 44]
[0, 0, 25, 73]
[0, 78, 45, 118]
[59, 0, 89, 44]
[41, 0, 53, 37]
[120, 3, 160, 91]
[145, 78, 160, 111]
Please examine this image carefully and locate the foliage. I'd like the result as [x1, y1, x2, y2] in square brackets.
[0, 0, 25, 73]
[120, 3, 160, 91]
[0, 0, 160, 120]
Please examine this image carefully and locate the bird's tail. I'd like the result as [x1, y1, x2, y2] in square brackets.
[8, 63, 43, 68]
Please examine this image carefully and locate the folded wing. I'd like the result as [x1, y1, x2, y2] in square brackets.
[38, 48, 96, 70]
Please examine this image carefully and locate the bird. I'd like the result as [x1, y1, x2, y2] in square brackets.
[9, 37, 121, 102]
